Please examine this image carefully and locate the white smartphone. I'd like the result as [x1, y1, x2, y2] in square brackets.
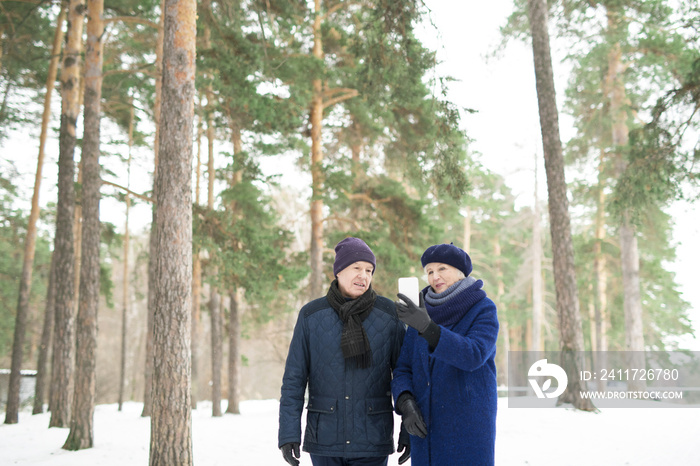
[398, 277, 420, 306]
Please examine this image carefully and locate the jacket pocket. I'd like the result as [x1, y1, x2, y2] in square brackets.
[306, 396, 338, 445]
[365, 396, 394, 445]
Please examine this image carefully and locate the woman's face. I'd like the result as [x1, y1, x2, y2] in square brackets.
[336, 261, 374, 299]
[425, 262, 462, 293]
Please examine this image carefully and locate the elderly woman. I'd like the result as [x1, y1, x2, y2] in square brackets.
[392, 243, 499, 466]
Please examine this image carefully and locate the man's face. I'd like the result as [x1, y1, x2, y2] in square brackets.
[336, 261, 374, 299]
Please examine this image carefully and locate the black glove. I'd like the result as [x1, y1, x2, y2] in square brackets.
[280, 442, 300, 466]
[397, 422, 411, 464]
[397, 392, 427, 438]
[396, 293, 431, 333]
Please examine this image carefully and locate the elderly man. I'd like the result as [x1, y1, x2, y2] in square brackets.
[279, 237, 407, 466]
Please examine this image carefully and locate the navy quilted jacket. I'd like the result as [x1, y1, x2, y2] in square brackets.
[278, 295, 405, 457]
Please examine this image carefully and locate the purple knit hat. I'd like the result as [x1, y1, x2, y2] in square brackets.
[420, 242, 472, 277]
[333, 237, 376, 276]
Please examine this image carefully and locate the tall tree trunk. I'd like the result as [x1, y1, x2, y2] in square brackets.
[531, 157, 544, 352]
[149, 0, 196, 463]
[33, 5, 67, 417]
[224, 129, 243, 415]
[203, 0, 214, 209]
[305, 1, 357, 295]
[143, 225, 156, 416]
[604, 8, 646, 391]
[462, 207, 471, 253]
[73, 68, 86, 321]
[4, 2, 67, 425]
[593, 149, 608, 391]
[309, 0, 325, 299]
[63, 0, 103, 449]
[142, 0, 166, 418]
[226, 289, 241, 414]
[350, 124, 361, 183]
[527, 0, 594, 410]
[73, 162, 83, 317]
[143, 222, 156, 417]
[191, 253, 202, 409]
[205, 104, 222, 417]
[119, 97, 135, 412]
[620, 212, 646, 389]
[209, 291, 222, 416]
[191, 113, 203, 409]
[219, 127, 243, 415]
[348, 120, 363, 223]
[206, 112, 214, 208]
[33, 254, 57, 415]
[202, 6, 221, 409]
[49, 0, 86, 428]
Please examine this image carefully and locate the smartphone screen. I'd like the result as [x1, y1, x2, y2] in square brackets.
[398, 277, 419, 306]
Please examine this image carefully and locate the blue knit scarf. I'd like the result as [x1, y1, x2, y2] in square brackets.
[423, 277, 487, 326]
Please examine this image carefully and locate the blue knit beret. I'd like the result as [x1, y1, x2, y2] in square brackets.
[333, 237, 376, 276]
[420, 242, 472, 277]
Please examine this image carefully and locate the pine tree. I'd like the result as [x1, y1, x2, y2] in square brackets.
[527, 0, 594, 411]
[148, 0, 196, 463]
[49, 0, 86, 428]
[32, 254, 56, 414]
[63, 0, 104, 449]
[142, 0, 166, 419]
[556, 0, 698, 357]
[3, 1, 67, 425]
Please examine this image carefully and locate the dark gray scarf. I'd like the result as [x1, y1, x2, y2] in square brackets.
[424, 277, 487, 326]
[326, 279, 376, 369]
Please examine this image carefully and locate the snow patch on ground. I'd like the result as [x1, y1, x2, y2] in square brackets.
[2, 398, 699, 465]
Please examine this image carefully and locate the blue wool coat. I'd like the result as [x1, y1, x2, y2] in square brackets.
[391, 289, 499, 466]
[279, 295, 405, 458]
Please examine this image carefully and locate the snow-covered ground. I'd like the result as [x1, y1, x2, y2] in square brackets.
[2, 397, 699, 465]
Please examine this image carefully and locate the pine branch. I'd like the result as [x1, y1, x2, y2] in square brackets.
[102, 180, 153, 203]
[322, 88, 358, 109]
[321, 1, 363, 21]
[103, 16, 159, 29]
[341, 189, 392, 206]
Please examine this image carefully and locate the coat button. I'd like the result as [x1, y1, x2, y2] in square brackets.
[346, 441, 351, 444]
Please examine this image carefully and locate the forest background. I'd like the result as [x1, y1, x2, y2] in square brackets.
[1, 0, 699, 432]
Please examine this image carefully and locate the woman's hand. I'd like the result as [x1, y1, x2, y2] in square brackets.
[397, 393, 427, 438]
[397, 422, 412, 464]
[396, 293, 431, 333]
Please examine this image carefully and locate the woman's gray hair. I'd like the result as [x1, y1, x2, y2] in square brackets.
[423, 264, 466, 281]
